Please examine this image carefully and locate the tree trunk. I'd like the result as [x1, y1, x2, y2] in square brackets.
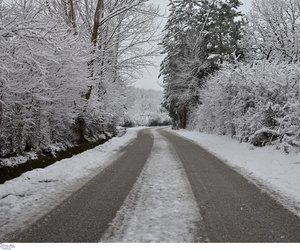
[69, 0, 77, 31]
[91, 0, 104, 47]
[62, 0, 77, 33]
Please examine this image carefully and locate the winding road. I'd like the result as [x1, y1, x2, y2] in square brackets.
[11, 128, 300, 242]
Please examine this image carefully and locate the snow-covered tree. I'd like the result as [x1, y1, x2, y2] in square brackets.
[0, 0, 162, 158]
[183, 0, 300, 151]
[0, 0, 88, 156]
[243, 0, 300, 62]
[160, 0, 242, 128]
[70, 0, 161, 135]
[189, 60, 300, 151]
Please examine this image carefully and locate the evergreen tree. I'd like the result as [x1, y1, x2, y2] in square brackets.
[160, 0, 243, 128]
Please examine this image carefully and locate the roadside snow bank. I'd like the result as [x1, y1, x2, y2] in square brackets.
[169, 129, 300, 216]
[101, 130, 205, 242]
[0, 128, 142, 241]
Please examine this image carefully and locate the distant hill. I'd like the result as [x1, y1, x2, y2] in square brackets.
[123, 87, 170, 126]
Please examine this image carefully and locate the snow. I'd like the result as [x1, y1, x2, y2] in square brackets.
[101, 130, 205, 243]
[0, 128, 142, 241]
[0, 153, 38, 168]
[207, 54, 219, 60]
[168, 129, 300, 216]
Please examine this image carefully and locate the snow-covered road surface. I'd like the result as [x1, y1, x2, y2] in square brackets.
[0, 128, 143, 241]
[161, 129, 300, 242]
[101, 131, 204, 242]
[168, 129, 300, 217]
[2, 127, 300, 242]
[11, 128, 154, 242]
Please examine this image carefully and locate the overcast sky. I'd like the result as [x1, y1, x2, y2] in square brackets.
[133, 0, 253, 91]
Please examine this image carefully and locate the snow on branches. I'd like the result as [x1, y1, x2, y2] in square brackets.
[189, 61, 300, 151]
[0, 0, 161, 158]
[0, 0, 88, 157]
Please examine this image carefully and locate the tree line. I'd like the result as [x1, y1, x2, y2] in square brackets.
[0, 0, 160, 158]
[160, 0, 300, 151]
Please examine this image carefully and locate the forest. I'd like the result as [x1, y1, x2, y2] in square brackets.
[2, 0, 300, 162]
[0, 0, 165, 161]
[160, 0, 300, 151]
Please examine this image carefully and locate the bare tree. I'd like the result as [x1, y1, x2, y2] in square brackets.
[245, 0, 300, 62]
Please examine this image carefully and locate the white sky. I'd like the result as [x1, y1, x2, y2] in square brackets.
[133, 0, 253, 91]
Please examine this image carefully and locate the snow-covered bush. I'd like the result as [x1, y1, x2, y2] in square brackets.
[243, 0, 300, 63]
[0, 1, 88, 157]
[0, 0, 162, 160]
[189, 61, 300, 151]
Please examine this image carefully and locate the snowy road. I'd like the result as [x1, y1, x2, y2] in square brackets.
[6, 128, 300, 242]
[101, 131, 205, 242]
[10, 129, 153, 242]
[161, 130, 300, 242]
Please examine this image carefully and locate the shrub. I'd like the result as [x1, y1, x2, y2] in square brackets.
[189, 61, 300, 151]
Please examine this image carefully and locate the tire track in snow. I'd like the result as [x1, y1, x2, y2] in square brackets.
[160, 129, 300, 242]
[100, 129, 206, 242]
